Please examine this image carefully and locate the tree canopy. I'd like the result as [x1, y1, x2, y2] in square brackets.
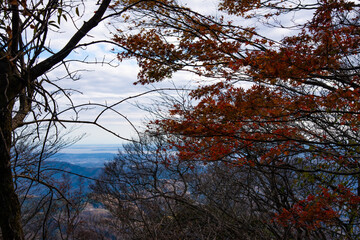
[1, 0, 359, 238]
[113, 0, 360, 237]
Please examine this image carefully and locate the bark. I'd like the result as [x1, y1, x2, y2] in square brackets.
[30, 0, 112, 80]
[0, 49, 24, 240]
[0, 110, 24, 240]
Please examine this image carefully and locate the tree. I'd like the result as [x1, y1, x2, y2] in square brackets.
[91, 133, 274, 239]
[112, 0, 360, 237]
[91, 134, 191, 239]
[0, 1, 116, 237]
[2, 0, 359, 238]
[0, 0, 175, 238]
[93, 128, 340, 239]
[11, 125, 81, 239]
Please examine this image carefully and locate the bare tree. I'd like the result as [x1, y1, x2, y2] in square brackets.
[0, 0, 157, 238]
[6, 122, 86, 239]
[92, 131, 350, 239]
[91, 133, 275, 239]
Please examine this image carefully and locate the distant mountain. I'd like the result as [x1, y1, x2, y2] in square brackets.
[34, 145, 121, 193]
[42, 161, 104, 193]
[49, 152, 116, 168]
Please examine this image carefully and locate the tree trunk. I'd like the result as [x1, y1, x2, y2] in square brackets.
[0, 109, 24, 240]
[0, 1, 112, 237]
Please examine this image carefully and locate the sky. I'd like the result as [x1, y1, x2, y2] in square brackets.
[38, 0, 220, 145]
[38, 0, 314, 146]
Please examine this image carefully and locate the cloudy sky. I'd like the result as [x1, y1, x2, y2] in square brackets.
[37, 0, 218, 145]
[41, 0, 310, 145]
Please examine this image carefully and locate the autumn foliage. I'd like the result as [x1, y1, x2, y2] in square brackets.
[112, 0, 360, 237]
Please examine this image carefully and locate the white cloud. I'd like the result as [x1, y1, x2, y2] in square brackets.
[38, 0, 315, 145]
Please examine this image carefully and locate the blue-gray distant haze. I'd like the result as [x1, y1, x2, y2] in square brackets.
[48, 144, 120, 167]
[43, 145, 120, 192]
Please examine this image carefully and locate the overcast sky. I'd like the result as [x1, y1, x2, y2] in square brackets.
[41, 0, 313, 146]
[36, 0, 217, 145]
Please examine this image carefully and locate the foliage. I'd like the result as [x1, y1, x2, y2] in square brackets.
[113, 0, 360, 238]
[92, 131, 356, 239]
[1, 0, 359, 238]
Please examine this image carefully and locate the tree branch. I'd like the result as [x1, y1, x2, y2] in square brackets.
[30, 0, 112, 80]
